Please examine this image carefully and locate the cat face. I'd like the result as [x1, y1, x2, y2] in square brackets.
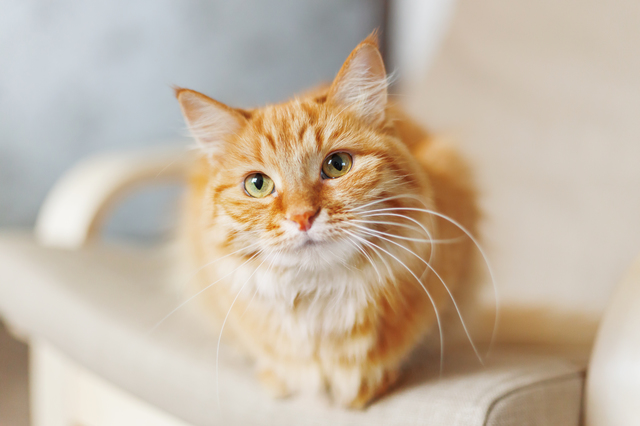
[178, 35, 430, 271]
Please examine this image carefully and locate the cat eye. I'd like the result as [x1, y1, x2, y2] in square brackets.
[321, 152, 352, 179]
[244, 173, 275, 198]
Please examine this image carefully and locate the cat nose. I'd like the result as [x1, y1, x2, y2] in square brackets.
[287, 208, 320, 232]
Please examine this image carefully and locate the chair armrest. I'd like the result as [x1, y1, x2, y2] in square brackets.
[585, 252, 640, 426]
[35, 145, 193, 249]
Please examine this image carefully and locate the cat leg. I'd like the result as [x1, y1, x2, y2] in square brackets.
[256, 366, 292, 398]
[256, 358, 324, 399]
[325, 362, 400, 409]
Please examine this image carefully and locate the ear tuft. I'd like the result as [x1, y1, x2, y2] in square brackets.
[361, 29, 380, 49]
[172, 85, 184, 98]
[175, 88, 248, 160]
[327, 32, 388, 126]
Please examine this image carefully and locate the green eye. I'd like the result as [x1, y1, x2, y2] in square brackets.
[244, 173, 275, 198]
[322, 152, 352, 179]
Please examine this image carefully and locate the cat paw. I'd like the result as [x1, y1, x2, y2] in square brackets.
[331, 368, 400, 409]
[350, 369, 399, 409]
[257, 368, 292, 399]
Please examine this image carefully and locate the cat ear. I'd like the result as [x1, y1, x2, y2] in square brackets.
[327, 33, 388, 126]
[175, 88, 249, 159]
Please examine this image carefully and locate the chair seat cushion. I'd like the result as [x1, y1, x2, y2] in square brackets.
[0, 231, 583, 425]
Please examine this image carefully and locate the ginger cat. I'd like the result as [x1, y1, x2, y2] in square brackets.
[176, 34, 478, 408]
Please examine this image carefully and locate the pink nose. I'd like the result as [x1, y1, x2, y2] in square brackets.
[288, 208, 320, 232]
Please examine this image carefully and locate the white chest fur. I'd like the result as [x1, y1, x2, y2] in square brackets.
[217, 253, 379, 340]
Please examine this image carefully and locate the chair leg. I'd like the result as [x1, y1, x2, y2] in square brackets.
[29, 338, 191, 426]
[30, 339, 74, 426]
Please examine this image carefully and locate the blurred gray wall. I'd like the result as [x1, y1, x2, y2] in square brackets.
[0, 0, 384, 240]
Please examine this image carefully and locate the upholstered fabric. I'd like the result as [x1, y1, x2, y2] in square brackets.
[402, 0, 640, 316]
[0, 232, 583, 425]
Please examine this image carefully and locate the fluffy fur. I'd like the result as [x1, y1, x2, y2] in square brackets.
[176, 34, 478, 408]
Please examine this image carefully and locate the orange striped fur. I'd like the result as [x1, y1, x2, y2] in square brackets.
[176, 34, 478, 408]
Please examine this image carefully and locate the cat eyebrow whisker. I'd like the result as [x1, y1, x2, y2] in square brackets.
[353, 226, 484, 367]
[360, 206, 499, 359]
[345, 230, 445, 377]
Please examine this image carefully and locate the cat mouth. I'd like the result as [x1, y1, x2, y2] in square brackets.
[272, 234, 358, 269]
[290, 234, 333, 251]
[296, 236, 323, 250]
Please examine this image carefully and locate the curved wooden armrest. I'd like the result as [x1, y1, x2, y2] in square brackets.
[586, 252, 640, 426]
[35, 144, 193, 249]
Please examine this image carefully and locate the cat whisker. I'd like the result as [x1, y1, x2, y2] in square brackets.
[351, 223, 434, 244]
[337, 256, 357, 272]
[353, 193, 437, 241]
[240, 287, 260, 320]
[360, 206, 499, 358]
[266, 249, 281, 274]
[351, 218, 426, 235]
[347, 193, 428, 213]
[147, 249, 262, 335]
[153, 149, 192, 179]
[353, 219, 465, 244]
[345, 230, 445, 376]
[217, 249, 274, 410]
[363, 194, 473, 293]
[179, 241, 262, 293]
[317, 249, 332, 267]
[351, 193, 440, 264]
[320, 245, 355, 272]
[354, 226, 484, 366]
[345, 235, 383, 283]
[355, 211, 437, 267]
[354, 221, 465, 245]
[346, 230, 397, 285]
[240, 249, 281, 319]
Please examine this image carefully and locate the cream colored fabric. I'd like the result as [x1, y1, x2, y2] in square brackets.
[403, 0, 640, 315]
[487, 374, 584, 426]
[0, 232, 582, 425]
[586, 253, 640, 426]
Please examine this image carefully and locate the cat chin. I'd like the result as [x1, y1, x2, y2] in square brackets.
[268, 239, 358, 271]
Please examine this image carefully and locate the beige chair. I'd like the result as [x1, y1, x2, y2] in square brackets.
[3, 0, 640, 422]
[396, 0, 640, 423]
[0, 144, 636, 425]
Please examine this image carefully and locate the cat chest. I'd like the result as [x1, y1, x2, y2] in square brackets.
[245, 268, 376, 338]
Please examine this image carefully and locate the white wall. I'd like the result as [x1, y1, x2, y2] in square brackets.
[395, 0, 640, 316]
[389, 0, 456, 84]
